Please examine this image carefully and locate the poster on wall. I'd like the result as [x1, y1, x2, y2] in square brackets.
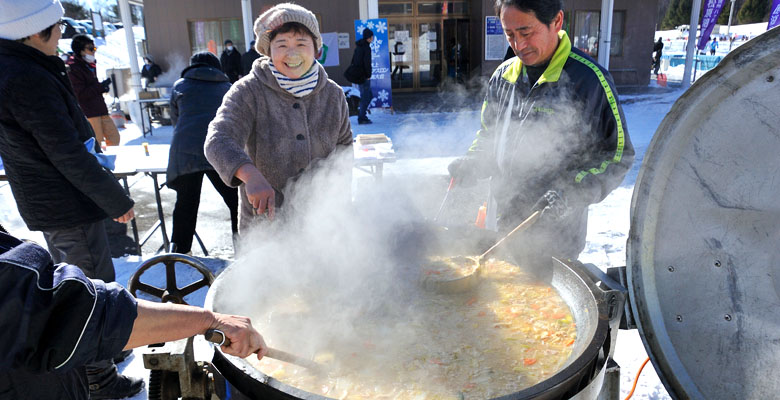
[354, 18, 392, 109]
[485, 16, 506, 60]
[318, 32, 340, 67]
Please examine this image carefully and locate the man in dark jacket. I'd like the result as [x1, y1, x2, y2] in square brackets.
[168, 52, 238, 254]
[220, 39, 243, 83]
[67, 34, 120, 146]
[242, 39, 261, 75]
[0, 2, 139, 398]
[448, 0, 634, 277]
[349, 28, 374, 124]
[0, 229, 268, 400]
[653, 37, 664, 75]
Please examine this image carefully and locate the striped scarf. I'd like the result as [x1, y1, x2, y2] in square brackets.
[269, 61, 319, 98]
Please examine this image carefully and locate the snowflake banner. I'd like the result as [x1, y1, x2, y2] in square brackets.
[355, 18, 392, 109]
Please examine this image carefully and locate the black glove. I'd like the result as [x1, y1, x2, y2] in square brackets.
[101, 78, 112, 93]
[447, 156, 479, 188]
[533, 190, 568, 219]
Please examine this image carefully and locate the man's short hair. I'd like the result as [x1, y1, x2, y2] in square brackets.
[494, 0, 563, 25]
[224, 39, 233, 45]
[70, 34, 94, 54]
[15, 22, 58, 44]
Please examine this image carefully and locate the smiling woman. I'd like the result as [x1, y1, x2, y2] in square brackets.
[204, 3, 354, 234]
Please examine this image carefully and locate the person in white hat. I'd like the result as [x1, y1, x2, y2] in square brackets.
[205, 3, 353, 234]
[0, 1, 143, 398]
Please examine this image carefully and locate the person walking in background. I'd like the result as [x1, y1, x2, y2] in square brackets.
[205, 3, 353, 233]
[350, 28, 374, 124]
[167, 52, 238, 254]
[67, 34, 120, 146]
[0, 1, 141, 398]
[220, 39, 242, 83]
[242, 39, 261, 75]
[141, 54, 162, 85]
[709, 37, 718, 56]
[653, 37, 664, 75]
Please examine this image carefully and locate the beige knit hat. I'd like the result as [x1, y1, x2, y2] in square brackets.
[253, 3, 322, 56]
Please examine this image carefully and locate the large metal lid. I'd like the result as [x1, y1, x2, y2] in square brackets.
[627, 27, 780, 399]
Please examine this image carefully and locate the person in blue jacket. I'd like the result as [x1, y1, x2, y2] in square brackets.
[0, 228, 268, 400]
[167, 52, 238, 254]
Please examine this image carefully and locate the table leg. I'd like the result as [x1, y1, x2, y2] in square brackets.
[121, 176, 142, 255]
[139, 101, 148, 138]
[375, 162, 384, 182]
[149, 172, 170, 251]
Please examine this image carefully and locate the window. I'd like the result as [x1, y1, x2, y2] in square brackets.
[379, 2, 413, 15]
[572, 10, 625, 58]
[188, 19, 245, 57]
[417, 2, 469, 15]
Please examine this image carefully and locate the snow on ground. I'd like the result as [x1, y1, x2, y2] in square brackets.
[0, 85, 683, 399]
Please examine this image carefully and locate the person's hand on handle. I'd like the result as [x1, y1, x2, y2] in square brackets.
[114, 207, 135, 223]
[236, 163, 275, 220]
[209, 313, 268, 360]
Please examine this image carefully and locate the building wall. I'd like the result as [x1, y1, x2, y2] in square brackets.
[144, 0, 657, 88]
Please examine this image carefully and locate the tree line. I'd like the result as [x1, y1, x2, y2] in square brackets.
[661, 0, 773, 30]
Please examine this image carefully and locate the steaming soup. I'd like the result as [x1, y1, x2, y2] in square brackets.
[247, 259, 576, 399]
[423, 255, 479, 280]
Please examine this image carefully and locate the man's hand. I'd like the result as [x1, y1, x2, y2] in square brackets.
[533, 190, 568, 219]
[101, 78, 112, 93]
[114, 207, 135, 223]
[211, 313, 268, 360]
[447, 156, 479, 188]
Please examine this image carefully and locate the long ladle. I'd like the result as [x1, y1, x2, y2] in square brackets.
[204, 329, 326, 373]
[422, 209, 542, 294]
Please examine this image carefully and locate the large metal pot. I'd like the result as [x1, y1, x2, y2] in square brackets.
[204, 223, 625, 399]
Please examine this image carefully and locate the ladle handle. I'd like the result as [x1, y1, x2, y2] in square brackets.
[479, 210, 542, 260]
[204, 329, 322, 371]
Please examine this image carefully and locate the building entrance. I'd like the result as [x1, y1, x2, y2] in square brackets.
[381, 1, 470, 91]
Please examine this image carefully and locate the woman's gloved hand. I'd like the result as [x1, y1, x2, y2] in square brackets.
[447, 156, 479, 188]
[533, 190, 568, 219]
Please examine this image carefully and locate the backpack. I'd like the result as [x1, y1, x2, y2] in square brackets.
[344, 63, 363, 84]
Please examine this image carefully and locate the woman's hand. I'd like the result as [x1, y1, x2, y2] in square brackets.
[236, 164, 275, 220]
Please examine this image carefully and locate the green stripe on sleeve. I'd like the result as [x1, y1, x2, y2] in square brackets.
[568, 52, 626, 184]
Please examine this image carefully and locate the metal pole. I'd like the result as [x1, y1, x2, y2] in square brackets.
[118, 0, 141, 96]
[598, 0, 614, 69]
[241, 0, 254, 51]
[682, 0, 702, 90]
[726, 0, 736, 51]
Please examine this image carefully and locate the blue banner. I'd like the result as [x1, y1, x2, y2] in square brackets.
[354, 19, 392, 109]
[769, 0, 780, 29]
[697, 0, 726, 51]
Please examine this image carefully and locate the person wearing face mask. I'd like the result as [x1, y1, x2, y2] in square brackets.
[205, 3, 353, 234]
[220, 39, 243, 83]
[66, 34, 120, 146]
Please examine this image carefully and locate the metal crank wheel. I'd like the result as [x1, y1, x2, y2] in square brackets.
[128, 253, 214, 305]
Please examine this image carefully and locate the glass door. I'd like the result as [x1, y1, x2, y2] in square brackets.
[388, 21, 413, 89]
[416, 20, 442, 88]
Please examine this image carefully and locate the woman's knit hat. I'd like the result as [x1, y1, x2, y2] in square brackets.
[253, 3, 322, 56]
[0, 0, 64, 40]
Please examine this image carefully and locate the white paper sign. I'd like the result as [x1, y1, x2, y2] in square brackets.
[338, 33, 350, 49]
[395, 30, 409, 41]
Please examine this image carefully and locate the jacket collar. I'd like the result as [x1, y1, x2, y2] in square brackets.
[502, 30, 571, 85]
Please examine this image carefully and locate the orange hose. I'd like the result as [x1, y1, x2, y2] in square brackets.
[624, 357, 651, 400]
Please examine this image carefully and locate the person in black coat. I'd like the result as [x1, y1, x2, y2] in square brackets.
[351, 28, 374, 124]
[167, 52, 238, 254]
[141, 54, 163, 84]
[0, 3, 140, 398]
[242, 39, 261, 75]
[220, 39, 243, 83]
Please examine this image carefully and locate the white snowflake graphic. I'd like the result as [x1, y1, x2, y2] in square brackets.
[377, 89, 389, 102]
[356, 24, 366, 35]
[369, 97, 378, 108]
[367, 21, 375, 30]
[382, 102, 389, 108]
[370, 38, 383, 53]
[374, 21, 387, 34]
